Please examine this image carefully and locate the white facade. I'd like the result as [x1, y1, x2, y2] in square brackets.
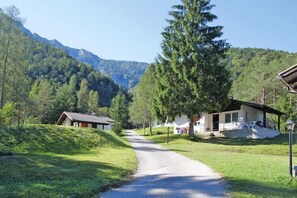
[174, 104, 268, 134]
[174, 115, 190, 134]
[62, 117, 72, 126]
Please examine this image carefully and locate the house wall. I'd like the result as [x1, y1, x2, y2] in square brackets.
[202, 105, 264, 132]
[241, 105, 263, 123]
[97, 125, 103, 130]
[96, 124, 112, 130]
[174, 115, 189, 134]
[217, 110, 242, 131]
[104, 125, 111, 130]
[62, 117, 72, 126]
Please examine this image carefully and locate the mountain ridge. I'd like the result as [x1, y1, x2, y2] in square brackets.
[19, 24, 149, 89]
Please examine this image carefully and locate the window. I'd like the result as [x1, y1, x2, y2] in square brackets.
[225, 113, 231, 123]
[232, 112, 238, 122]
[225, 112, 239, 123]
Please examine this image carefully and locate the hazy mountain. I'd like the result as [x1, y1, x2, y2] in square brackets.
[19, 24, 149, 90]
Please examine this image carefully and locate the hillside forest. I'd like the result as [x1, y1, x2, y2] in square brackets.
[0, 7, 124, 126]
[130, 48, 297, 131]
[1, 6, 297, 132]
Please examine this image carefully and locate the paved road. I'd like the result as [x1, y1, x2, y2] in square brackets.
[101, 130, 227, 198]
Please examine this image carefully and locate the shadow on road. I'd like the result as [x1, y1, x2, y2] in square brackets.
[101, 174, 226, 198]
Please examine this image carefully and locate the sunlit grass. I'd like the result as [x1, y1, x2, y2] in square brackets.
[136, 127, 297, 197]
[0, 125, 137, 197]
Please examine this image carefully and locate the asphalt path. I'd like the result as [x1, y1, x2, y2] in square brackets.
[101, 130, 227, 198]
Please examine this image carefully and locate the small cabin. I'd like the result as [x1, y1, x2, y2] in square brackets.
[57, 111, 113, 130]
[173, 99, 284, 139]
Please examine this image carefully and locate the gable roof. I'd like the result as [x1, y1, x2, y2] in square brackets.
[57, 111, 114, 125]
[223, 99, 285, 116]
[277, 64, 297, 94]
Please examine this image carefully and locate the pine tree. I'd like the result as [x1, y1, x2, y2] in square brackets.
[153, 0, 231, 137]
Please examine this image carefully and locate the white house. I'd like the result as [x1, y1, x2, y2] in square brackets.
[174, 99, 284, 139]
[57, 111, 113, 130]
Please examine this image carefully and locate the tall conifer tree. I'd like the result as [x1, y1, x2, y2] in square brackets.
[77, 79, 89, 114]
[153, 0, 231, 137]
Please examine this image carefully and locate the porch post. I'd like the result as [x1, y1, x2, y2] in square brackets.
[263, 111, 266, 127]
[277, 115, 280, 132]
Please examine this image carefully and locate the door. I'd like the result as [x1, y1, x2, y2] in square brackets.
[212, 114, 219, 131]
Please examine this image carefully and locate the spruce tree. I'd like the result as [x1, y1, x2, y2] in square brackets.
[153, 0, 231, 137]
[110, 92, 128, 135]
[77, 79, 89, 114]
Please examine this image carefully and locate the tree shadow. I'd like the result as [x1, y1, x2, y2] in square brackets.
[101, 174, 227, 197]
[194, 134, 292, 146]
[0, 153, 132, 197]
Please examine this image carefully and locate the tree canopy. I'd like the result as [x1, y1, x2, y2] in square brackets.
[152, 0, 231, 136]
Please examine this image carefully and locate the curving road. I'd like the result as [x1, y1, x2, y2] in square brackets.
[101, 130, 227, 198]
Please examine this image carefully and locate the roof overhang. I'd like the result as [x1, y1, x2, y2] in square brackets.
[278, 64, 297, 94]
[223, 99, 285, 116]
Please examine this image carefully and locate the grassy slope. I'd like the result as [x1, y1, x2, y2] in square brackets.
[0, 125, 137, 197]
[136, 127, 297, 198]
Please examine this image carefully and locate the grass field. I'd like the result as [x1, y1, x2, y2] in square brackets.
[136, 127, 297, 197]
[0, 125, 137, 197]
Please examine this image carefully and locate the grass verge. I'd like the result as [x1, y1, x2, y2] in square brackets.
[135, 127, 297, 197]
[0, 125, 137, 197]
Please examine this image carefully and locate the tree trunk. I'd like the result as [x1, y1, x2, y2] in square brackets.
[273, 88, 276, 107]
[0, 39, 10, 109]
[0, 17, 13, 109]
[149, 117, 152, 136]
[262, 88, 266, 105]
[143, 119, 146, 136]
[188, 116, 194, 138]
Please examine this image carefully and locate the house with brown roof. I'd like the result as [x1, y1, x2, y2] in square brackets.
[57, 111, 113, 130]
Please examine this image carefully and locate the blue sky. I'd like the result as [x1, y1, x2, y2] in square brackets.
[0, 0, 297, 63]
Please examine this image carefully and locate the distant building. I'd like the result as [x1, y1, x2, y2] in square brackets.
[57, 111, 113, 130]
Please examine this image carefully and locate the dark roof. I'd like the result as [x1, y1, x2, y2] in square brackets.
[226, 99, 285, 116]
[57, 111, 114, 125]
[278, 64, 297, 94]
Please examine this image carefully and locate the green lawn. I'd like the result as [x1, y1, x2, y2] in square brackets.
[136, 127, 297, 197]
[0, 125, 137, 197]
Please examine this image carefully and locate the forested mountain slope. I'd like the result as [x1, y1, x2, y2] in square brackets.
[20, 24, 149, 90]
[0, 7, 122, 125]
[227, 48, 297, 105]
[226, 48, 297, 127]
